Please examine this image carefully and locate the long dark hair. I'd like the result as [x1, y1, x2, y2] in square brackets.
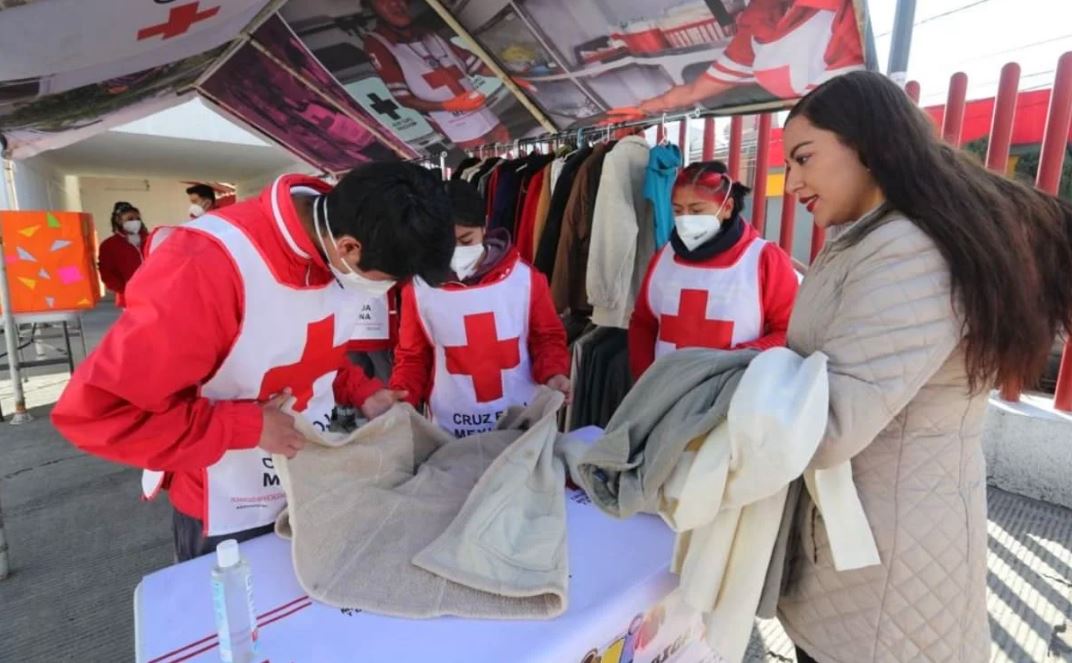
[788, 70, 1072, 391]
[110, 201, 138, 234]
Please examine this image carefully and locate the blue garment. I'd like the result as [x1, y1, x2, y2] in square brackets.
[644, 143, 682, 249]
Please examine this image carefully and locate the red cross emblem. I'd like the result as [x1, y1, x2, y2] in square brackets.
[423, 65, 468, 96]
[137, 2, 221, 41]
[258, 316, 348, 412]
[659, 289, 734, 350]
[444, 312, 520, 403]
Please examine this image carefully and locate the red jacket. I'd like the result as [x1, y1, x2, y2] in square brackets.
[52, 175, 383, 521]
[97, 230, 147, 308]
[628, 223, 799, 380]
[390, 247, 570, 407]
[515, 168, 545, 262]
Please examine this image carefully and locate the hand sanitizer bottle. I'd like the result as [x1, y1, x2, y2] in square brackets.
[211, 539, 258, 663]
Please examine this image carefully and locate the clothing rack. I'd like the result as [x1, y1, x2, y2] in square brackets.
[471, 108, 705, 158]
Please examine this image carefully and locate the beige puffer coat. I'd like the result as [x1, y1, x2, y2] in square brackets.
[777, 211, 991, 662]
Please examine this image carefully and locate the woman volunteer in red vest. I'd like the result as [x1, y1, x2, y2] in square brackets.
[97, 201, 148, 308]
[629, 161, 799, 380]
[390, 181, 571, 438]
[52, 164, 455, 561]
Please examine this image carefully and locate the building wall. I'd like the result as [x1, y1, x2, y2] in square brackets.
[0, 155, 77, 212]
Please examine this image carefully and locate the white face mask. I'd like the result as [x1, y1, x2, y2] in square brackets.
[122, 220, 143, 234]
[188, 203, 206, 218]
[674, 214, 722, 251]
[451, 243, 484, 280]
[314, 196, 396, 296]
[673, 191, 733, 251]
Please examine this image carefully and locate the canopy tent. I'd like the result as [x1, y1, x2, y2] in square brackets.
[0, 0, 876, 173]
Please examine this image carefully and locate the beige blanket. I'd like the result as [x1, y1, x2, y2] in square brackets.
[275, 388, 568, 619]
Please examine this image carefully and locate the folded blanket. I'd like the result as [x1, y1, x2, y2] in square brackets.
[275, 388, 568, 619]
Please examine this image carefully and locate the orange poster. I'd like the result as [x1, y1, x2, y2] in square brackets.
[1, 210, 100, 314]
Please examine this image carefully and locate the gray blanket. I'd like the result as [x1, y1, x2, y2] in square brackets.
[563, 348, 794, 618]
[564, 348, 757, 518]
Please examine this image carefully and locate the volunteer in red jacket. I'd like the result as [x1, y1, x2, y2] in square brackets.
[390, 181, 570, 438]
[52, 164, 455, 561]
[629, 161, 799, 380]
[97, 202, 148, 308]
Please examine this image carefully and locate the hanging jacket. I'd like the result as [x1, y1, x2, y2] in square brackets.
[516, 167, 546, 262]
[587, 135, 655, 329]
[628, 220, 798, 380]
[644, 143, 683, 250]
[550, 143, 613, 314]
[531, 161, 555, 254]
[534, 146, 593, 278]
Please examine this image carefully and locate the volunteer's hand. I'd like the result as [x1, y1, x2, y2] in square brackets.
[442, 91, 486, 113]
[258, 392, 305, 459]
[361, 388, 408, 420]
[638, 97, 670, 115]
[604, 106, 646, 122]
[546, 375, 572, 404]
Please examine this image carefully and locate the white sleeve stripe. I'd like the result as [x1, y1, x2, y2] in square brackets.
[712, 56, 753, 75]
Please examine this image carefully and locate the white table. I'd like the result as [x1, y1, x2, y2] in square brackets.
[134, 494, 720, 663]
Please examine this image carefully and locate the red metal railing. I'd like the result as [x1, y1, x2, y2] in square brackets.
[702, 117, 715, 160]
[943, 72, 969, 147]
[1042, 53, 1072, 411]
[728, 116, 743, 181]
[700, 53, 1072, 410]
[752, 114, 773, 236]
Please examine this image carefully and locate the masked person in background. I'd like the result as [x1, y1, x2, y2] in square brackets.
[390, 181, 570, 438]
[628, 161, 798, 380]
[53, 164, 455, 561]
[186, 183, 216, 219]
[98, 201, 148, 308]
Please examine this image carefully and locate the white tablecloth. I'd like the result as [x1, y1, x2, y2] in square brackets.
[134, 425, 721, 663]
[135, 492, 725, 663]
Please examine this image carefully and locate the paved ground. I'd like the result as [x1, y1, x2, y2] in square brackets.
[1, 305, 1070, 662]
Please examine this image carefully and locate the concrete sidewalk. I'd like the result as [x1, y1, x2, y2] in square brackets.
[0, 304, 1069, 662]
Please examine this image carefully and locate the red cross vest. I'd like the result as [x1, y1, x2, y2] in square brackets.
[347, 290, 391, 351]
[366, 31, 499, 144]
[648, 239, 766, 359]
[141, 214, 360, 536]
[412, 260, 538, 437]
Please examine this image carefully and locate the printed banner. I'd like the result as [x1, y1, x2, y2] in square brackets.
[444, 0, 870, 128]
[0, 48, 221, 159]
[199, 37, 401, 174]
[0, 0, 271, 95]
[1, 210, 100, 314]
[281, 0, 542, 160]
[249, 15, 416, 159]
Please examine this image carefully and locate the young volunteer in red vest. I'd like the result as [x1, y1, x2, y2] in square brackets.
[390, 181, 571, 438]
[52, 164, 455, 561]
[97, 201, 148, 308]
[629, 161, 799, 380]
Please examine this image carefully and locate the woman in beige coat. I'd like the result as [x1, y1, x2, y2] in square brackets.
[776, 71, 1072, 662]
